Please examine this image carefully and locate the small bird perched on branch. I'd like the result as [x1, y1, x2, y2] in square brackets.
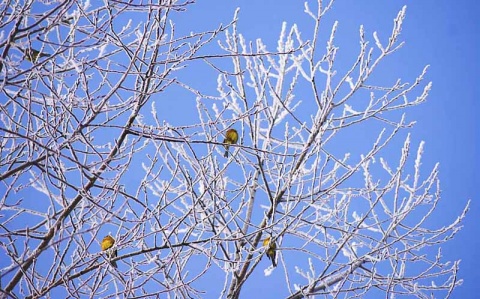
[223, 128, 238, 158]
[263, 236, 277, 267]
[21, 47, 50, 62]
[101, 235, 118, 268]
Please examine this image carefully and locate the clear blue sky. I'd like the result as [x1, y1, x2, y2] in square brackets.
[182, 0, 478, 297]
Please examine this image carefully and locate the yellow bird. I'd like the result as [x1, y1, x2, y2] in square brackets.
[101, 235, 118, 268]
[22, 47, 50, 62]
[263, 236, 277, 267]
[223, 128, 239, 158]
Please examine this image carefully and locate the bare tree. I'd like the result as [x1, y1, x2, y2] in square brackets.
[0, 1, 468, 298]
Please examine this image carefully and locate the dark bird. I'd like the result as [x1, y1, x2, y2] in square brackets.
[22, 47, 50, 62]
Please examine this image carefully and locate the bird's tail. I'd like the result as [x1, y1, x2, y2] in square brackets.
[224, 145, 229, 158]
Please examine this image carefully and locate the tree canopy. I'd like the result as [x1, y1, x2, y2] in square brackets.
[0, 1, 468, 298]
